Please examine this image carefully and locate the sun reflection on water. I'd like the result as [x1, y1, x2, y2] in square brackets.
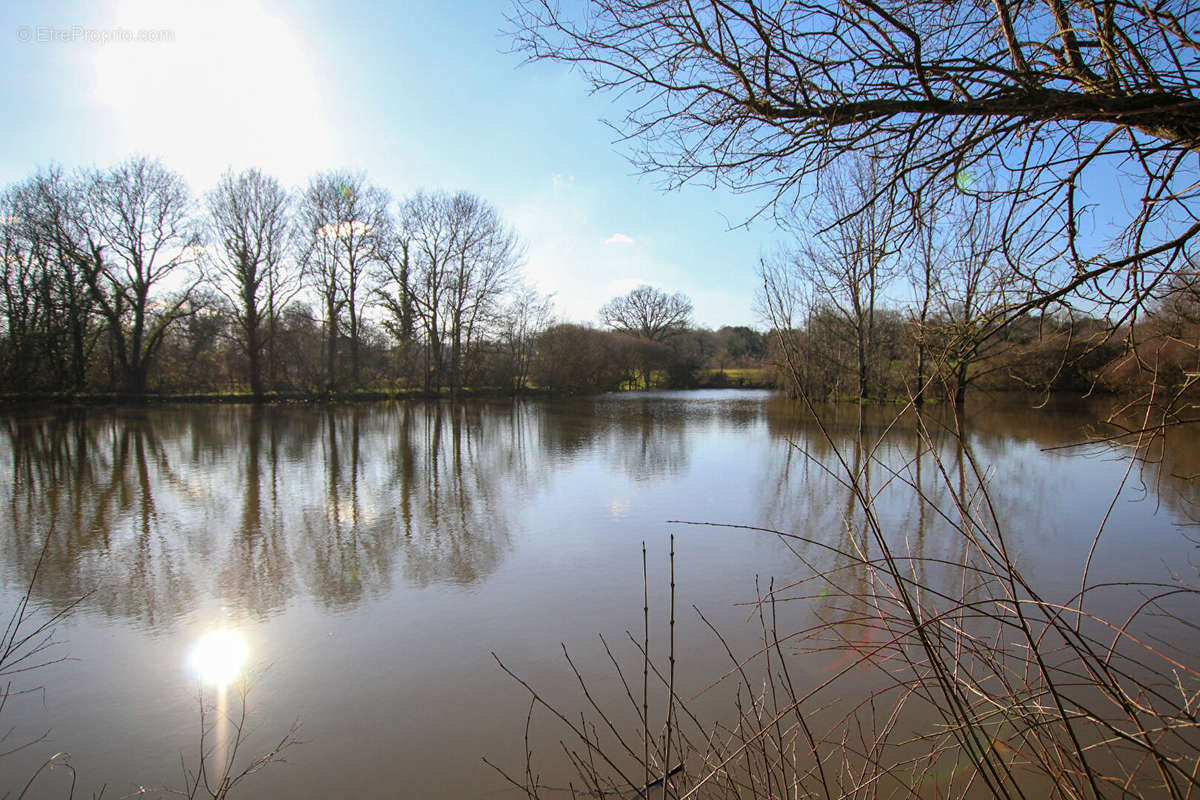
[189, 630, 248, 688]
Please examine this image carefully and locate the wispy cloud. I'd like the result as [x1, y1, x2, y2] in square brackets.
[510, 198, 680, 324]
[552, 173, 576, 194]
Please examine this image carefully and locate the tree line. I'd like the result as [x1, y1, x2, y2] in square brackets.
[0, 159, 549, 398]
[7, 155, 1192, 405]
[0, 158, 772, 399]
[758, 153, 1200, 405]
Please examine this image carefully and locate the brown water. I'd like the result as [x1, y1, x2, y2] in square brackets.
[0, 391, 1196, 797]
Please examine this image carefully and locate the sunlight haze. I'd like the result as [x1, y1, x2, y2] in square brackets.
[0, 0, 768, 327]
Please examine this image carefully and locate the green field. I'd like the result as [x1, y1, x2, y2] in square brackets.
[699, 367, 772, 386]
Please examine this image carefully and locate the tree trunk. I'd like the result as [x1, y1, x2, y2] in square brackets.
[451, 321, 462, 397]
[69, 311, 86, 392]
[914, 341, 926, 407]
[246, 315, 263, 400]
[124, 361, 148, 398]
[325, 297, 338, 394]
[349, 310, 360, 390]
[856, 329, 869, 402]
[266, 298, 277, 392]
[399, 244, 413, 340]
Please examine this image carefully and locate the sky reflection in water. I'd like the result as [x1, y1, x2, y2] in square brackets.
[0, 392, 1196, 798]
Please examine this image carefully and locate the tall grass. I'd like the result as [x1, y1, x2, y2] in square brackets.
[490, 394, 1200, 798]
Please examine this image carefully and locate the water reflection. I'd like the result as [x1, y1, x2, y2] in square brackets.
[190, 629, 249, 688]
[759, 396, 1200, 603]
[0, 403, 555, 627]
[545, 391, 767, 480]
[1, 392, 1198, 799]
[3, 393, 1197, 636]
[2, 411, 199, 624]
[1, 397, 742, 629]
[219, 405, 295, 615]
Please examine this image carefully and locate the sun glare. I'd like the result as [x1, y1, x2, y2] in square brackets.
[89, 0, 331, 184]
[190, 630, 248, 688]
[954, 167, 975, 192]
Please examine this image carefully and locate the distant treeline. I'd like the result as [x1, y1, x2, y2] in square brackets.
[758, 155, 1200, 406]
[0, 157, 773, 399]
[4, 157, 1195, 403]
[760, 305, 1200, 404]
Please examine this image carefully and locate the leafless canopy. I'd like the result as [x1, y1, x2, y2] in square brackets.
[297, 171, 392, 391]
[511, 0, 1200, 312]
[390, 190, 523, 393]
[81, 157, 202, 395]
[206, 169, 295, 397]
[600, 284, 693, 342]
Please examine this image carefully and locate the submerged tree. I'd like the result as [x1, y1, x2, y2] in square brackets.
[763, 156, 899, 401]
[928, 199, 1014, 405]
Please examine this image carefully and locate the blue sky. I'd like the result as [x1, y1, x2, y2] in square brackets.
[0, 0, 777, 328]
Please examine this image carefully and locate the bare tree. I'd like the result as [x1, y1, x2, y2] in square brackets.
[785, 157, 899, 401]
[389, 191, 452, 391]
[927, 198, 1014, 405]
[80, 157, 202, 396]
[377, 238, 414, 348]
[444, 193, 523, 393]
[908, 200, 941, 407]
[391, 190, 523, 393]
[599, 284, 693, 388]
[298, 172, 392, 392]
[497, 285, 555, 393]
[1, 170, 101, 393]
[1153, 260, 1200, 331]
[600, 285, 693, 342]
[511, 0, 1200, 322]
[0, 186, 43, 389]
[206, 169, 296, 398]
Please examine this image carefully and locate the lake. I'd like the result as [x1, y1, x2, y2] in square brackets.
[0, 390, 1196, 797]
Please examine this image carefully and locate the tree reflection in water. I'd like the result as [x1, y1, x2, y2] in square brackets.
[4, 394, 1196, 630]
[0, 393, 1198, 798]
[0, 403, 567, 626]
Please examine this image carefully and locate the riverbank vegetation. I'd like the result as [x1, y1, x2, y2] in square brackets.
[0, 160, 772, 401]
[489, 0, 1200, 797]
[5, 159, 1197, 407]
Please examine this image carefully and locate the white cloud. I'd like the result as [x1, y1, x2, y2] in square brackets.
[508, 188, 684, 325]
[604, 233, 634, 246]
[503, 174, 762, 329]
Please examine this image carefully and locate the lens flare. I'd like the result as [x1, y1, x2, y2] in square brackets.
[190, 630, 248, 688]
[954, 168, 975, 192]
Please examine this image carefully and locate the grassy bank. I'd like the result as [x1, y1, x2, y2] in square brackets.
[0, 387, 573, 407]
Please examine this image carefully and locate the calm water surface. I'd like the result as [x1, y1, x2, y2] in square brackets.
[0, 391, 1197, 797]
